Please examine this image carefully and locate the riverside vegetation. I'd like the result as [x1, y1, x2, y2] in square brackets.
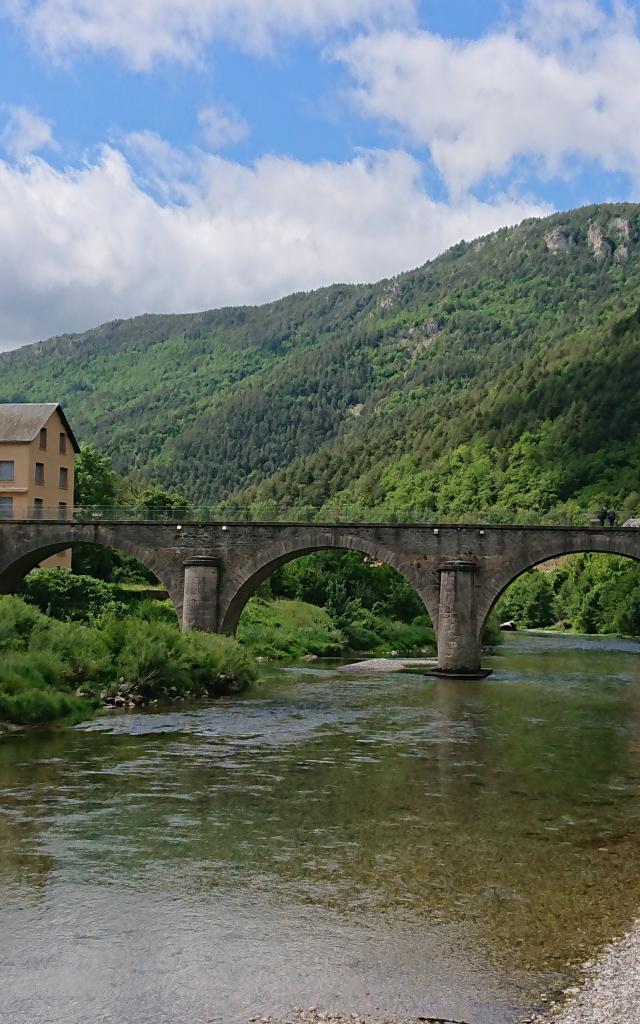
[0, 554, 441, 730]
[0, 586, 256, 733]
[497, 553, 640, 635]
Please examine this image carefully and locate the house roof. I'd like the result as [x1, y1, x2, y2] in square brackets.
[0, 404, 80, 453]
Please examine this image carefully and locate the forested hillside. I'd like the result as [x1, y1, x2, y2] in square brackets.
[2, 202, 639, 519]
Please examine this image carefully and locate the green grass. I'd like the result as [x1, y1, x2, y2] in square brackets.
[0, 595, 256, 729]
[237, 596, 437, 659]
[237, 598, 345, 659]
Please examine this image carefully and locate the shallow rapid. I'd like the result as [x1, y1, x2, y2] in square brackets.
[2, 632, 640, 1024]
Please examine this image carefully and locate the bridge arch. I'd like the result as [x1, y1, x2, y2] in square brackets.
[0, 533, 182, 614]
[477, 533, 640, 637]
[219, 532, 439, 634]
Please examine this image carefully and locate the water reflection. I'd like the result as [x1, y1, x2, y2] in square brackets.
[1, 633, 640, 1023]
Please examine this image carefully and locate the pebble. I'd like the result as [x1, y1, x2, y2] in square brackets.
[533, 919, 640, 1024]
[247, 1010, 468, 1024]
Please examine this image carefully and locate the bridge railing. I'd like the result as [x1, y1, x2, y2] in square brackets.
[0, 505, 635, 527]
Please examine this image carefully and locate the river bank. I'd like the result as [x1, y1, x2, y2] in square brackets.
[249, 1012, 466, 1023]
[530, 920, 640, 1024]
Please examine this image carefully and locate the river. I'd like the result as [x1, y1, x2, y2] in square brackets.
[2, 632, 640, 1024]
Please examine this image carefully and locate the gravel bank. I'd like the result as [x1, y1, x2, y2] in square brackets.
[337, 658, 437, 673]
[533, 921, 640, 1024]
[249, 1013, 464, 1023]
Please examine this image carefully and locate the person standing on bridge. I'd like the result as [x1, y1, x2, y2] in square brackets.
[608, 510, 617, 528]
[598, 508, 607, 527]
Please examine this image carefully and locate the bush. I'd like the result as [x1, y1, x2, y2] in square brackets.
[0, 595, 45, 651]
[0, 687, 91, 726]
[97, 617, 256, 700]
[131, 599, 179, 625]
[20, 569, 121, 623]
[30, 618, 111, 686]
[482, 612, 503, 647]
[0, 647, 95, 726]
[180, 631, 257, 692]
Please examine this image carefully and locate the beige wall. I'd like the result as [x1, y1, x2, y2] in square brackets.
[0, 408, 76, 569]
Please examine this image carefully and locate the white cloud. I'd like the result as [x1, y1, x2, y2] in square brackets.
[0, 105, 56, 161]
[2, 0, 415, 69]
[198, 104, 249, 150]
[0, 144, 547, 350]
[517, 0, 624, 49]
[337, 0, 640, 194]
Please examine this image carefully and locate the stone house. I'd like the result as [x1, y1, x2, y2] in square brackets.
[0, 404, 79, 568]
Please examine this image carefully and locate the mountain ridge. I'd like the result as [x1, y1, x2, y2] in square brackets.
[2, 202, 639, 517]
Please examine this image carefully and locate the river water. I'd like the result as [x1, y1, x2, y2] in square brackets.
[2, 632, 640, 1024]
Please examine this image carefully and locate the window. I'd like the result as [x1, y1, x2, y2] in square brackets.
[58, 502, 67, 521]
[59, 467, 68, 490]
[33, 498, 43, 519]
[39, 427, 47, 449]
[0, 461, 14, 481]
[35, 462, 45, 485]
[0, 497, 13, 519]
[59, 433, 67, 454]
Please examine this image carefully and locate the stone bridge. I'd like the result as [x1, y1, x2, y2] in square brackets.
[1, 519, 638, 676]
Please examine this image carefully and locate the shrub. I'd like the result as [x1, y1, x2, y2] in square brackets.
[334, 603, 435, 655]
[101, 617, 193, 699]
[0, 595, 45, 650]
[180, 631, 257, 692]
[0, 687, 91, 726]
[0, 647, 94, 725]
[482, 612, 503, 647]
[30, 618, 111, 687]
[20, 569, 120, 623]
[100, 617, 256, 699]
[132, 599, 179, 625]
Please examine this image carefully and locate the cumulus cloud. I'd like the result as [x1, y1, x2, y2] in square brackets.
[518, 0, 624, 49]
[0, 105, 56, 161]
[0, 144, 547, 350]
[2, 0, 415, 68]
[338, 0, 640, 194]
[198, 104, 249, 150]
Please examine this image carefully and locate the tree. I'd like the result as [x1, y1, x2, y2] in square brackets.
[20, 568, 120, 622]
[133, 487, 189, 519]
[74, 445, 118, 508]
[496, 571, 555, 628]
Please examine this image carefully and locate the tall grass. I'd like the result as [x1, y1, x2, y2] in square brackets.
[237, 598, 345, 659]
[0, 595, 256, 728]
[237, 597, 436, 658]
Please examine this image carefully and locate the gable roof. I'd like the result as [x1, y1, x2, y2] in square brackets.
[0, 404, 80, 453]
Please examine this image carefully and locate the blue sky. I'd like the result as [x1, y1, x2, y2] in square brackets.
[0, 0, 638, 349]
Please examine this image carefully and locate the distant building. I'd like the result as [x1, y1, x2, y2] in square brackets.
[0, 404, 80, 568]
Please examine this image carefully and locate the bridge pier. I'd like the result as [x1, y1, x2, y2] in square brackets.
[436, 559, 486, 677]
[182, 557, 220, 632]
